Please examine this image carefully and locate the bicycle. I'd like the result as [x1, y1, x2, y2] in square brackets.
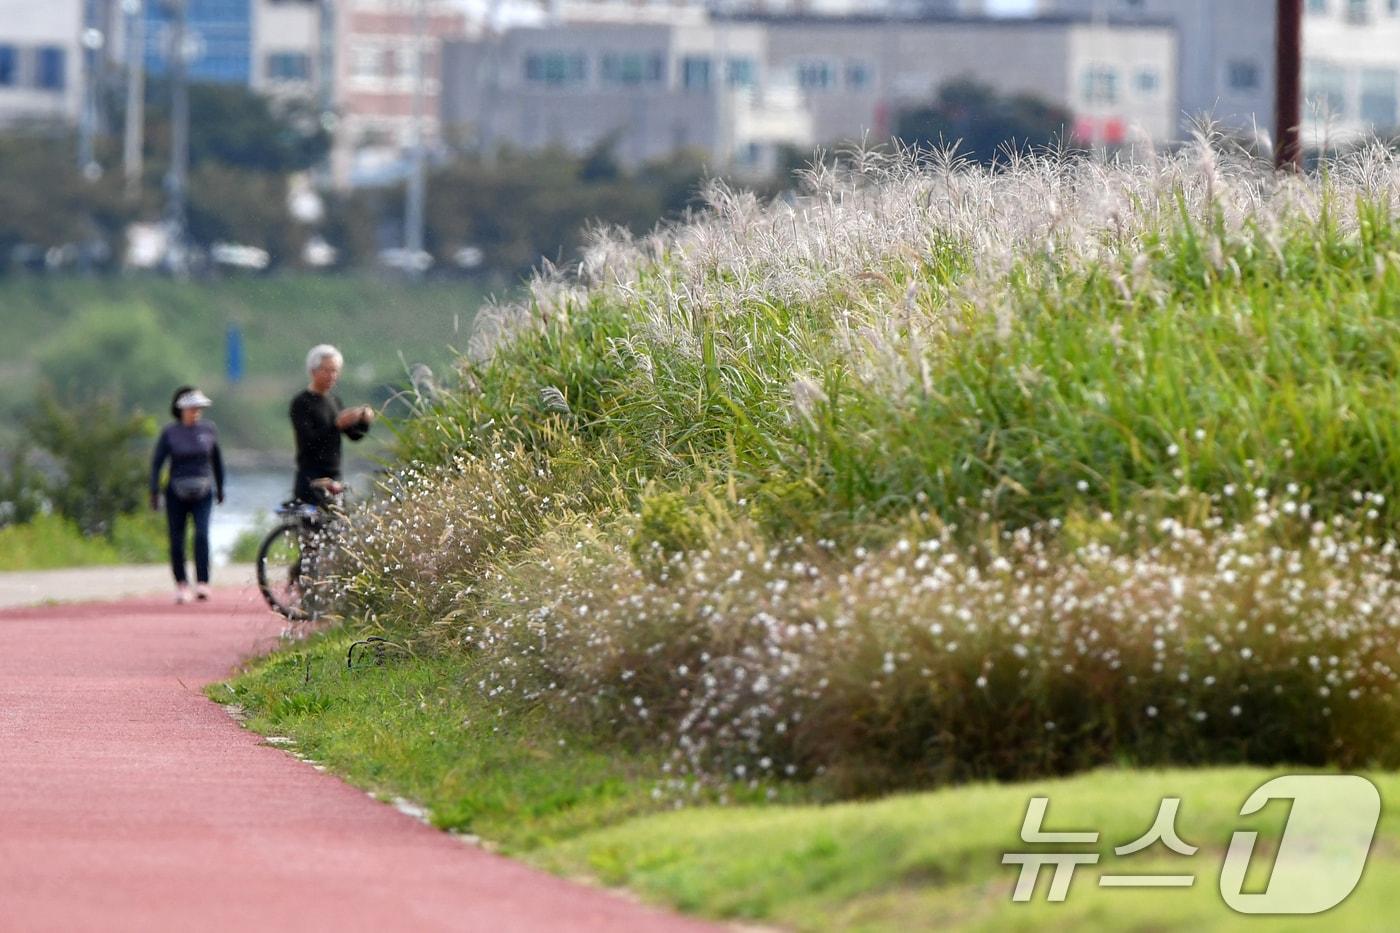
[256, 484, 346, 622]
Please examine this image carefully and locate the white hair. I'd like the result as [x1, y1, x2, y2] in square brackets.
[306, 344, 343, 376]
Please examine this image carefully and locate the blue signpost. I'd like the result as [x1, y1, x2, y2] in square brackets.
[226, 324, 244, 384]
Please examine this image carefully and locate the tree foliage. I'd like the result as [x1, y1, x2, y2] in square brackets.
[35, 304, 190, 415]
[25, 391, 153, 537]
[145, 82, 329, 174]
[894, 78, 1071, 164]
[0, 133, 134, 260]
[422, 146, 712, 277]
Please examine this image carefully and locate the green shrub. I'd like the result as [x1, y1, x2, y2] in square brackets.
[25, 391, 154, 537]
[0, 510, 165, 570]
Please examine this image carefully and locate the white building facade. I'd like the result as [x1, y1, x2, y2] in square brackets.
[441, 19, 813, 174]
[1302, 0, 1400, 144]
[0, 0, 83, 127]
[1037, 0, 1400, 144]
[758, 13, 1178, 147]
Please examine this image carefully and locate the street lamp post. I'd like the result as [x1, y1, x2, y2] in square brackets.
[78, 0, 104, 180]
[404, 0, 428, 270]
[164, 0, 190, 273]
[123, 0, 146, 199]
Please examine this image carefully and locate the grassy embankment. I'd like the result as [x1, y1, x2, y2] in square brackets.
[0, 274, 489, 455]
[226, 632, 1399, 932]
[0, 511, 165, 569]
[225, 143, 1400, 929]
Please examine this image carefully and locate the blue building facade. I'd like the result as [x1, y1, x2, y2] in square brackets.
[145, 0, 252, 85]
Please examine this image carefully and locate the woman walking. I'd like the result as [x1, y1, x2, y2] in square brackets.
[150, 386, 225, 603]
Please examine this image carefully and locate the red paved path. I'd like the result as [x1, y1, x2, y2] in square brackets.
[0, 588, 715, 932]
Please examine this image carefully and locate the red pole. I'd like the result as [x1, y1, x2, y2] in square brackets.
[1275, 0, 1303, 171]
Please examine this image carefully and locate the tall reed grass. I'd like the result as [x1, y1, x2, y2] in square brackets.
[339, 139, 1400, 793]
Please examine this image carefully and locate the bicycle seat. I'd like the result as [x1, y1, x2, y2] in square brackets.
[276, 500, 321, 519]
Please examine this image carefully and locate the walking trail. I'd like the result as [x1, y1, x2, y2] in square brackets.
[0, 574, 714, 932]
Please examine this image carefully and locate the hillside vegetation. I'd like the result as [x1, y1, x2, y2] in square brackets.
[318, 140, 1400, 795]
[1, 275, 487, 455]
[220, 139, 1400, 928]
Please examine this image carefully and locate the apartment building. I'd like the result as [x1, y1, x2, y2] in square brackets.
[144, 0, 254, 84]
[332, 0, 481, 185]
[1034, 1, 1272, 139]
[0, 0, 82, 127]
[759, 12, 1178, 146]
[1302, 0, 1400, 143]
[1038, 0, 1400, 144]
[252, 0, 322, 98]
[441, 19, 814, 174]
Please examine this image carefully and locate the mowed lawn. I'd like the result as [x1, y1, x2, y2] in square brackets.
[224, 634, 1393, 933]
[538, 766, 1395, 932]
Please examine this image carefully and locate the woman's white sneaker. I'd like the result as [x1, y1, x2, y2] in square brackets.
[195, 584, 211, 601]
[175, 585, 193, 604]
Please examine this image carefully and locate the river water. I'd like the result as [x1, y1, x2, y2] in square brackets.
[210, 468, 293, 564]
[210, 467, 375, 564]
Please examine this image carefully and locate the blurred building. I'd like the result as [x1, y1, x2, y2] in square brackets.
[441, 11, 1176, 172]
[144, 0, 255, 84]
[442, 19, 814, 175]
[1300, 0, 1400, 144]
[759, 12, 1178, 146]
[252, 0, 323, 99]
[0, 0, 82, 127]
[1034, 0, 1273, 140]
[1036, 0, 1400, 145]
[331, 0, 482, 186]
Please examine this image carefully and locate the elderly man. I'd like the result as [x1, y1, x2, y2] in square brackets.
[290, 344, 375, 503]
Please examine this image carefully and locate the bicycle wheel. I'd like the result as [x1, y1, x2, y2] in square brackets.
[257, 522, 309, 621]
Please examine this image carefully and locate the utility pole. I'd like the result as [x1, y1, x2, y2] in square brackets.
[1275, 0, 1303, 171]
[1090, 0, 1107, 160]
[78, 0, 103, 180]
[123, 0, 146, 199]
[316, 0, 336, 187]
[404, 0, 428, 268]
[164, 0, 190, 273]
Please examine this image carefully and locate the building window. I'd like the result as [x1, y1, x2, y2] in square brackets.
[1307, 0, 1327, 12]
[796, 60, 833, 91]
[1360, 67, 1398, 126]
[1134, 68, 1159, 94]
[1391, 0, 1400, 15]
[681, 55, 710, 91]
[0, 45, 14, 86]
[1081, 65, 1118, 104]
[1227, 60, 1260, 91]
[350, 45, 380, 78]
[36, 47, 65, 91]
[726, 57, 756, 88]
[267, 51, 310, 81]
[525, 51, 588, 87]
[1305, 60, 1348, 117]
[1346, 0, 1369, 22]
[600, 52, 663, 87]
[846, 61, 872, 91]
